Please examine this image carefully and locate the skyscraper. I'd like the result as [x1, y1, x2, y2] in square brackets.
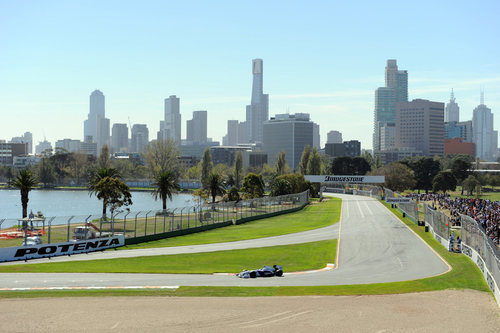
[227, 120, 239, 146]
[445, 89, 460, 122]
[473, 93, 497, 161]
[313, 123, 320, 149]
[396, 99, 444, 157]
[130, 124, 149, 153]
[373, 60, 408, 152]
[238, 121, 249, 144]
[186, 110, 207, 143]
[158, 95, 181, 142]
[263, 113, 313, 170]
[245, 59, 269, 143]
[83, 90, 110, 153]
[111, 123, 129, 153]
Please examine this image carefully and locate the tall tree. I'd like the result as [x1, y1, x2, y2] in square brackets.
[9, 169, 38, 218]
[206, 173, 225, 203]
[233, 150, 243, 189]
[369, 162, 415, 192]
[432, 171, 457, 194]
[299, 145, 311, 175]
[462, 175, 480, 195]
[241, 173, 265, 198]
[405, 157, 441, 193]
[331, 156, 371, 175]
[88, 167, 131, 219]
[70, 152, 89, 185]
[275, 151, 289, 176]
[451, 155, 472, 194]
[98, 145, 111, 169]
[50, 148, 71, 184]
[200, 147, 213, 187]
[37, 157, 56, 187]
[143, 139, 181, 177]
[270, 178, 293, 196]
[306, 147, 322, 175]
[151, 170, 181, 214]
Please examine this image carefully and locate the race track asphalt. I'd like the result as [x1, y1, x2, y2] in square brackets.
[0, 194, 450, 288]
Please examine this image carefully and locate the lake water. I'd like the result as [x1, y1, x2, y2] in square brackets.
[0, 189, 196, 220]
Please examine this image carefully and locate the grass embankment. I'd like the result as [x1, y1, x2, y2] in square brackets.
[122, 197, 341, 249]
[0, 239, 336, 274]
[0, 199, 491, 298]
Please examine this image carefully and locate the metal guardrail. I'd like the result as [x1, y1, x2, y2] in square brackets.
[0, 191, 310, 248]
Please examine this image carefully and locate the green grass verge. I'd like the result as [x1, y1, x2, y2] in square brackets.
[120, 197, 341, 249]
[0, 240, 336, 274]
[0, 199, 491, 298]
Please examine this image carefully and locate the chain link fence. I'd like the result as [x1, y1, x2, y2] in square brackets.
[0, 191, 310, 248]
[422, 202, 450, 240]
[384, 188, 419, 223]
[460, 214, 500, 292]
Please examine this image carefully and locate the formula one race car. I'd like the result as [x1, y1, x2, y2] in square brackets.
[236, 265, 283, 278]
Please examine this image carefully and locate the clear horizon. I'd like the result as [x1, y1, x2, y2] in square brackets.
[1, 0, 500, 150]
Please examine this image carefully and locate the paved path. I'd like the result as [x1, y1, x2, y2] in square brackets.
[0, 194, 450, 288]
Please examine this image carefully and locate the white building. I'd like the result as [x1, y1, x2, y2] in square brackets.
[111, 123, 129, 153]
[158, 95, 181, 142]
[473, 94, 497, 161]
[131, 124, 149, 153]
[83, 90, 110, 153]
[327, 130, 343, 144]
[55, 139, 81, 153]
[226, 120, 239, 146]
[35, 140, 53, 155]
[186, 110, 207, 143]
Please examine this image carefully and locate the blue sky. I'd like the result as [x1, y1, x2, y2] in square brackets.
[1, 0, 500, 150]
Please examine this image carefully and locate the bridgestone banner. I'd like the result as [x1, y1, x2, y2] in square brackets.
[304, 175, 385, 184]
[385, 197, 412, 203]
[0, 235, 125, 262]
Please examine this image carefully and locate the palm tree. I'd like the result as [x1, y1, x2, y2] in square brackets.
[88, 167, 131, 219]
[207, 173, 225, 203]
[151, 170, 180, 214]
[9, 169, 38, 218]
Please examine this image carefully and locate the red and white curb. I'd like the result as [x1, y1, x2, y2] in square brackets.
[0, 286, 179, 291]
[213, 263, 336, 276]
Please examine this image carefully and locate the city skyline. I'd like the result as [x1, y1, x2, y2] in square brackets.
[1, 1, 500, 149]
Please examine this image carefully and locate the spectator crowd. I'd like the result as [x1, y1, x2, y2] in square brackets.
[406, 193, 499, 246]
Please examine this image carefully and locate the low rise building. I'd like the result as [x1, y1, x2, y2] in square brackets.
[0, 142, 28, 165]
[444, 138, 475, 157]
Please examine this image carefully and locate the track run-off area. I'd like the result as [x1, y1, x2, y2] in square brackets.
[0, 194, 450, 289]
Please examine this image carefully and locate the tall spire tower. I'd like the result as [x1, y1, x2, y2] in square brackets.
[245, 59, 269, 143]
[445, 89, 460, 122]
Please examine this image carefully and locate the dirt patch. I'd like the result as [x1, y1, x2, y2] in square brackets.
[0, 289, 498, 332]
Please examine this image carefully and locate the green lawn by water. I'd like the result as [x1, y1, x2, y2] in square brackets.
[121, 197, 341, 249]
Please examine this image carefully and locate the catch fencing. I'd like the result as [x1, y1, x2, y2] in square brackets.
[0, 191, 310, 249]
[384, 188, 419, 223]
[422, 202, 450, 241]
[460, 214, 500, 300]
